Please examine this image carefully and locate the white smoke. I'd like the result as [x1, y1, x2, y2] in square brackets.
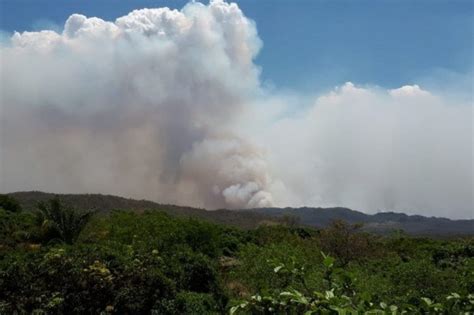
[0, 1, 472, 217]
[251, 83, 473, 218]
[0, 0, 271, 209]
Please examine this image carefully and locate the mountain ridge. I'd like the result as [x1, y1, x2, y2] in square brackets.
[6, 191, 473, 236]
[248, 207, 473, 235]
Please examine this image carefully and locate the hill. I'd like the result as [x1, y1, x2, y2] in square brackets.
[7, 191, 474, 236]
[251, 207, 474, 236]
[6, 191, 274, 229]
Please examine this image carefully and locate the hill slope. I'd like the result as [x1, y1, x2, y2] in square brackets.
[7, 191, 474, 235]
[7, 191, 273, 229]
[251, 207, 473, 236]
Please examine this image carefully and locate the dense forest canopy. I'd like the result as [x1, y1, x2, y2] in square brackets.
[1, 194, 473, 314]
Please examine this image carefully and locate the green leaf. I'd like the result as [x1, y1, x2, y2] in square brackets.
[321, 252, 335, 268]
[325, 290, 335, 300]
[274, 265, 284, 273]
[229, 305, 240, 314]
[421, 297, 432, 306]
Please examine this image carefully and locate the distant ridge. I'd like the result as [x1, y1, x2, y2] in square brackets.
[249, 207, 473, 236]
[7, 191, 474, 236]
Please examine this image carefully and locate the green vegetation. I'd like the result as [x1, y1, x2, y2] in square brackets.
[0, 195, 473, 314]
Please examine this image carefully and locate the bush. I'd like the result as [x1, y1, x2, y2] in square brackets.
[1, 206, 472, 314]
[155, 292, 220, 314]
[0, 194, 22, 213]
[318, 220, 379, 266]
[230, 253, 474, 314]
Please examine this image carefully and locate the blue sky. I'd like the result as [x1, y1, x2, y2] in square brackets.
[1, 0, 472, 93]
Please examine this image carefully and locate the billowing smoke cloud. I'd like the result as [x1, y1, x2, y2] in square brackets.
[252, 83, 472, 218]
[0, 0, 272, 209]
[0, 1, 472, 217]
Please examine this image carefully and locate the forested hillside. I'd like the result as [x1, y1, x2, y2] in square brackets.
[251, 207, 474, 236]
[7, 191, 276, 229]
[1, 194, 473, 314]
[8, 191, 474, 236]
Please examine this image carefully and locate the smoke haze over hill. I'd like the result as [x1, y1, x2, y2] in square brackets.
[0, 1, 472, 218]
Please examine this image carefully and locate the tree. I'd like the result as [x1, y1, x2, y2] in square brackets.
[0, 194, 22, 213]
[36, 198, 95, 244]
[318, 220, 373, 266]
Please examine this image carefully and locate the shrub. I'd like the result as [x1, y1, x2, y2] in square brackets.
[318, 220, 378, 266]
[0, 194, 22, 213]
[230, 253, 474, 314]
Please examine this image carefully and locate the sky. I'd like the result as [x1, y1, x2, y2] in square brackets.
[0, 0, 473, 218]
[1, 0, 472, 93]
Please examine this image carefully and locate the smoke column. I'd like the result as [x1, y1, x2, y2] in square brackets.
[0, 0, 472, 217]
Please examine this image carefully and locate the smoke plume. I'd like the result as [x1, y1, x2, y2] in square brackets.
[0, 1, 472, 217]
[252, 83, 472, 218]
[1, 0, 271, 209]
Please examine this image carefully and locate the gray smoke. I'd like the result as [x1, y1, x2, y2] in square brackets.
[249, 83, 473, 218]
[0, 1, 472, 217]
[0, 0, 272, 209]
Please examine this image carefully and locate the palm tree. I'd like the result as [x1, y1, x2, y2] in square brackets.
[36, 198, 95, 244]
